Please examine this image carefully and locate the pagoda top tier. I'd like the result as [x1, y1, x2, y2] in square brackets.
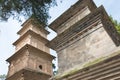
[48, 0, 97, 34]
[47, 6, 120, 51]
[18, 17, 49, 39]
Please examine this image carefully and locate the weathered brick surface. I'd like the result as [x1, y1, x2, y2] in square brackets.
[57, 6, 91, 34]
[57, 23, 120, 74]
[6, 17, 54, 80]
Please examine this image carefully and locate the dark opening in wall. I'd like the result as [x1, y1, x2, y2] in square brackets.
[39, 65, 42, 70]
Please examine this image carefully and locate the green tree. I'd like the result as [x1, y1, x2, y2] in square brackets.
[0, 74, 6, 80]
[52, 60, 58, 75]
[110, 16, 120, 34]
[0, 0, 56, 25]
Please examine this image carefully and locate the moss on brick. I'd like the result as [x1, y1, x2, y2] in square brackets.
[53, 50, 120, 79]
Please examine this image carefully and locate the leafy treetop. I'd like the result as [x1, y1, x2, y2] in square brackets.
[0, 74, 6, 80]
[110, 16, 120, 34]
[0, 0, 56, 26]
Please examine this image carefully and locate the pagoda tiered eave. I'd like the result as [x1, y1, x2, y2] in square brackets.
[17, 17, 49, 35]
[48, 0, 97, 32]
[6, 44, 55, 63]
[13, 29, 49, 46]
[52, 50, 120, 80]
[47, 6, 120, 51]
[6, 68, 52, 80]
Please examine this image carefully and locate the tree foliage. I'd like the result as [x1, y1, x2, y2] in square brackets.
[0, 74, 6, 80]
[110, 16, 120, 34]
[0, 0, 56, 25]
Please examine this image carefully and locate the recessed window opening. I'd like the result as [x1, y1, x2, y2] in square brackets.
[39, 65, 42, 70]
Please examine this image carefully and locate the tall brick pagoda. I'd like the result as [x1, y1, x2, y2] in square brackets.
[47, 0, 120, 79]
[6, 17, 55, 80]
[6, 0, 120, 80]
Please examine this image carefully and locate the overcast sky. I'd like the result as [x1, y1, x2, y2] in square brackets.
[0, 0, 120, 75]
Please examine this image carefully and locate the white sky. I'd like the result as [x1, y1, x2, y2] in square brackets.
[0, 0, 120, 75]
